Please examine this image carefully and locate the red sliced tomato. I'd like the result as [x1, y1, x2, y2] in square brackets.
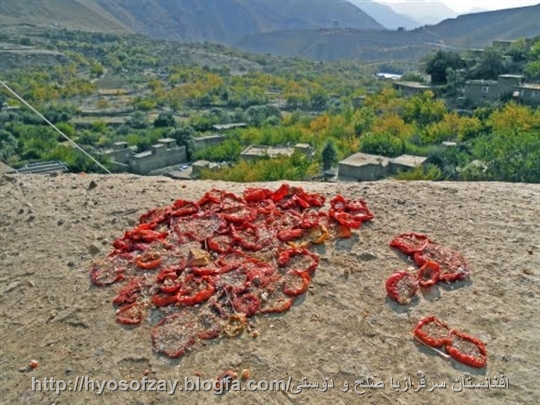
[385, 270, 419, 305]
[446, 329, 487, 368]
[413, 315, 450, 347]
[417, 261, 440, 288]
[390, 233, 430, 256]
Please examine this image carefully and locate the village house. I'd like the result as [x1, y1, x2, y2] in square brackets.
[464, 74, 539, 107]
[239, 144, 314, 162]
[101, 138, 188, 175]
[337, 152, 427, 181]
[392, 81, 432, 97]
[515, 83, 540, 106]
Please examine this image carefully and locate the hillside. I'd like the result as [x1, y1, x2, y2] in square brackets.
[0, 175, 538, 404]
[348, 0, 421, 29]
[236, 28, 440, 61]
[236, 4, 540, 61]
[0, 0, 131, 33]
[430, 4, 540, 47]
[383, 0, 458, 26]
[1, 0, 383, 45]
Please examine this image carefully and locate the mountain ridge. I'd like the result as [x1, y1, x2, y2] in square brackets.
[348, 0, 421, 29]
[1, 0, 384, 44]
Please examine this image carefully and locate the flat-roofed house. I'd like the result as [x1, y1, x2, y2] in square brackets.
[392, 81, 432, 97]
[516, 83, 540, 106]
[338, 153, 390, 181]
[464, 79, 499, 104]
[129, 138, 187, 175]
[389, 154, 428, 175]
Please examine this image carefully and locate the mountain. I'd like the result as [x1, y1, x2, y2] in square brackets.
[348, 0, 421, 30]
[0, 0, 131, 33]
[381, 1, 458, 26]
[1, 0, 383, 44]
[429, 4, 540, 47]
[236, 4, 540, 61]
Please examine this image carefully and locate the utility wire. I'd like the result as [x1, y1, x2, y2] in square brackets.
[0, 80, 112, 174]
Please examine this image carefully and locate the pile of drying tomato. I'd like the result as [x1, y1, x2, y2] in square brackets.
[89, 184, 374, 358]
[385, 233, 470, 304]
[414, 316, 487, 368]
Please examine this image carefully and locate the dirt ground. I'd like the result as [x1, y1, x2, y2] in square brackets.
[0, 174, 538, 405]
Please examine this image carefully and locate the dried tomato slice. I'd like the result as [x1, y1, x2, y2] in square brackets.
[277, 228, 305, 243]
[116, 301, 146, 325]
[259, 289, 294, 314]
[156, 263, 186, 283]
[151, 312, 197, 358]
[250, 198, 276, 214]
[124, 227, 167, 243]
[208, 234, 236, 253]
[139, 207, 171, 226]
[271, 184, 291, 202]
[277, 248, 319, 275]
[414, 243, 469, 282]
[232, 223, 261, 251]
[390, 233, 430, 256]
[385, 270, 419, 304]
[282, 270, 311, 297]
[243, 187, 272, 203]
[335, 224, 352, 239]
[232, 293, 260, 317]
[446, 330, 487, 368]
[152, 292, 178, 307]
[195, 311, 223, 340]
[89, 257, 128, 286]
[135, 252, 162, 270]
[174, 213, 224, 242]
[297, 190, 325, 207]
[221, 206, 257, 225]
[113, 278, 148, 306]
[417, 261, 440, 288]
[306, 224, 329, 245]
[171, 200, 199, 217]
[413, 315, 450, 347]
[329, 210, 364, 229]
[177, 275, 215, 306]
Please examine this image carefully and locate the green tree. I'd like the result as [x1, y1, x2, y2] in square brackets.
[472, 130, 540, 183]
[424, 50, 465, 85]
[360, 133, 405, 158]
[154, 112, 176, 128]
[321, 141, 337, 171]
[169, 125, 196, 160]
[469, 48, 507, 80]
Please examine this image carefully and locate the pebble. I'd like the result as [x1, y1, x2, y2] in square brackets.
[88, 245, 100, 255]
[88, 180, 98, 190]
[357, 252, 377, 261]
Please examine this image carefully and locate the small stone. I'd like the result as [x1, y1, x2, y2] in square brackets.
[57, 219, 65, 226]
[88, 180, 98, 190]
[357, 252, 377, 261]
[49, 172, 59, 178]
[88, 245, 100, 255]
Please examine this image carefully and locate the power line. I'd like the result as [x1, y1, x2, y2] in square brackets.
[0, 80, 112, 174]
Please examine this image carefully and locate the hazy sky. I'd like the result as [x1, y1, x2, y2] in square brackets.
[377, 0, 539, 13]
